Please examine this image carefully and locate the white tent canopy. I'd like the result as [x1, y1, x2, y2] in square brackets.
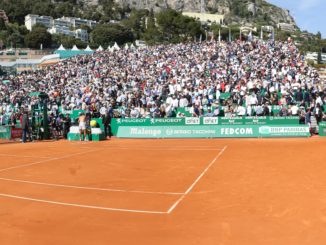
[130, 43, 136, 50]
[57, 44, 66, 51]
[113, 42, 120, 51]
[84, 45, 93, 52]
[71, 45, 80, 51]
[97, 45, 104, 52]
[124, 43, 129, 50]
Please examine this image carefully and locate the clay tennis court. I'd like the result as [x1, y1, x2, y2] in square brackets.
[0, 137, 325, 244]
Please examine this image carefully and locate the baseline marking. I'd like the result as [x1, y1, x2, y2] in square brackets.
[0, 177, 183, 196]
[0, 193, 167, 214]
[167, 146, 227, 214]
[0, 153, 52, 159]
[0, 149, 100, 173]
[104, 147, 223, 151]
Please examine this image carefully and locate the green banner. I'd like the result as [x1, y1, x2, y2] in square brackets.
[116, 125, 310, 138]
[114, 118, 186, 126]
[218, 116, 299, 125]
[0, 126, 11, 139]
[111, 117, 301, 136]
[113, 116, 299, 126]
[319, 122, 326, 136]
[257, 126, 310, 137]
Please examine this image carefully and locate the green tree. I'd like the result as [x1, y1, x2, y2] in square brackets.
[31, 1, 55, 17]
[7, 32, 24, 48]
[122, 9, 148, 40]
[90, 23, 134, 47]
[156, 9, 179, 41]
[52, 34, 86, 49]
[79, 24, 92, 34]
[54, 2, 75, 18]
[18, 25, 29, 36]
[99, 0, 116, 22]
[81, 5, 102, 22]
[142, 11, 162, 44]
[155, 9, 203, 43]
[24, 26, 52, 49]
[0, 18, 6, 31]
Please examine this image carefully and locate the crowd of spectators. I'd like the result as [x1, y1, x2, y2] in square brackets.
[0, 39, 325, 128]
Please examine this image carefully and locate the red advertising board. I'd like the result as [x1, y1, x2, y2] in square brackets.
[11, 128, 23, 139]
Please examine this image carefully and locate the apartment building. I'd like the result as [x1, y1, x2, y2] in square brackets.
[25, 14, 97, 42]
[59, 17, 97, 29]
[305, 52, 326, 64]
[48, 26, 88, 42]
[277, 22, 296, 33]
[25, 14, 53, 30]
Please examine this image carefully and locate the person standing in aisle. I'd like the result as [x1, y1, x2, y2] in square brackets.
[21, 111, 29, 143]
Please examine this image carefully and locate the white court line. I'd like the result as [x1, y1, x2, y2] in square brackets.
[0, 149, 100, 173]
[167, 146, 228, 214]
[0, 177, 183, 196]
[105, 146, 225, 149]
[106, 147, 223, 151]
[0, 154, 52, 159]
[0, 145, 226, 214]
[0, 193, 167, 214]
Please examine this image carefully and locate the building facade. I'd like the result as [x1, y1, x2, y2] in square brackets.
[277, 23, 296, 33]
[182, 12, 224, 25]
[25, 15, 53, 30]
[48, 26, 88, 42]
[75, 29, 89, 42]
[25, 14, 96, 42]
[58, 17, 97, 29]
[305, 52, 326, 64]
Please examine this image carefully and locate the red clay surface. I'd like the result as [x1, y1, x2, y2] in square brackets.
[0, 137, 325, 245]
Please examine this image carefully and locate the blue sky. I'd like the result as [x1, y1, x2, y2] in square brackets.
[267, 0, 326, 38]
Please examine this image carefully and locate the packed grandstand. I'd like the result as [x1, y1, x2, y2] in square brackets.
[0, 39, 325, 139]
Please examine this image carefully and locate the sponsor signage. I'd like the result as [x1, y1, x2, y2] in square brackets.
[185, 117, 200, 125]
[117, 125, 310, 138]
[110, 117, 303, 137]
[0, 126, 11, 139]
[319, 123, 326, 136]
[112, 116, 299, 126]
[259, 126, 310, 137]
[10, 128, 22, 139]
[203, 117, 218, 125]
